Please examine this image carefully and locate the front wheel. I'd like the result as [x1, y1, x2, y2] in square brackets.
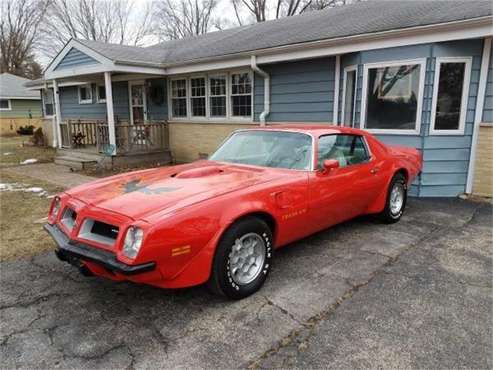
[207, 217, 273, 300]
[379, 173, 407, 224]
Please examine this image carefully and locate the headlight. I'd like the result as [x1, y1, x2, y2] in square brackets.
[51, 197, 61, 218]
[123, 226, 144, 259]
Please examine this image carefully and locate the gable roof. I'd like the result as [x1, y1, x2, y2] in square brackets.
[0, 73, 40, 99]
[73, 0, 492, 67]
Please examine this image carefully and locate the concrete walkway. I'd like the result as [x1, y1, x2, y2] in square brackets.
[4, 163, 95, 188]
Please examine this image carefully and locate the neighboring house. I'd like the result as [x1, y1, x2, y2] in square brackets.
[27, 0, 493, 197]
[0, 73, 43, 135]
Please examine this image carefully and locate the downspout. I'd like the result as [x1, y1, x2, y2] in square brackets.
[251, 55, 270, 126]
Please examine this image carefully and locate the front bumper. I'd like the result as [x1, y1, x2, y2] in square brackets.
[44, 223, 155, 276]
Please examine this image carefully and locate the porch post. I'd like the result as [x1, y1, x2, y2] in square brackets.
[104, 72, 117, 154]
[52, 79, 63, 148]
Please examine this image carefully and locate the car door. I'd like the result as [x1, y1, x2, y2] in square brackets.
[308, 134, 382, 231]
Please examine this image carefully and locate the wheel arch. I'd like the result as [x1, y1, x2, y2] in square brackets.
[223, 210, 278, 245]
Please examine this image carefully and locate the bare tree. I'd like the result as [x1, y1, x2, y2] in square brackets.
[38, 0, 154, 59]
[0, 0, 49, 78]
[154, 0, 219, 41]
[232, 0, 360, 25]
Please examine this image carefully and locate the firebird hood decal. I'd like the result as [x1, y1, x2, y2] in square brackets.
[66, 161, 286, 220]
[122, 179, 180, 195]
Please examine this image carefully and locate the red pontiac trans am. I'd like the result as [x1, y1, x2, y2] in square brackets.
[45, 125, 422, 299]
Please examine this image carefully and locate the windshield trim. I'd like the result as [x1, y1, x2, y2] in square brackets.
[211, 129, 315, 172]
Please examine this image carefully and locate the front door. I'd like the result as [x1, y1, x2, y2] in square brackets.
[129, 82, 147, 124]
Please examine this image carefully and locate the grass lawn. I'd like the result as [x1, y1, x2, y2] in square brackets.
[0, 135, 56, 167]
[0, 171, 64, 261]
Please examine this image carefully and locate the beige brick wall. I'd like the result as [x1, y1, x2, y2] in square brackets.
[168, 122, 256, 163]
[0, 117, 44, 136]
[473, 124, 493, 197]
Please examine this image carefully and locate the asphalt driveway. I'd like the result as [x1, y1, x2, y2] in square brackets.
[1, 198, 492, 369]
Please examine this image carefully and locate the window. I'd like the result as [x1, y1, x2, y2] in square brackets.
[0, 99, 11, 110]
[210, 130, 312, 170]
[43, 89, 54, 116]
[168, 71, 253, 121]
[342, 66, 357, 127]
[190, 77, 206, 117]
[317, 135, 369, 169]
[209, 75, 227, 117]
[361, 60, 425, 134]
[96, 84, 106, 103]
[78, 84, 92, 104]
[171, 79, 187, 117]
[430, 58, 471, 135]
[231, 72, 252, 117]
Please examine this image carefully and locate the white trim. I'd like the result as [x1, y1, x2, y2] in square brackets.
[360, 58, 427, 135]
[189, 76, 208, 118]
[45, 39, 114, 75]
[164, 17, 493, 75]
[104, 72, 116, 153]
[429, 57, 472, 135]
[169, 77, 189, 120]
[333, 55, 340, 124]
[78, 84, 93, 104]
[209, 73, 228, 119]
[52, 80, 62, 148]
[466, 37, 492, 194]
[341, 65, 358, 127]
[229, 71, 254, 121]
[0, 99, 12, 111]
[96, 83, 106, 103]
[128, 80, 148, 124]
[0, 96, 41, 100]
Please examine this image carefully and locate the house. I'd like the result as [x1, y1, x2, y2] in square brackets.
[0, 73, 43, 135]
[27, 0, 493, 196]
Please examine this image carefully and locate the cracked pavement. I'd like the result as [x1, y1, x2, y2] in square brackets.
[1, 198, 492, 369]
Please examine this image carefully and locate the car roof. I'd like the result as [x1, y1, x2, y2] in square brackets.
[239, 124, 368, 137]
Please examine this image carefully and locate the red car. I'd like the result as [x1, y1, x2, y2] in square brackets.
[45, 125, 422, 299]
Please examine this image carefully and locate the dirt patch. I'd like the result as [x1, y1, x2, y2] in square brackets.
[0, 136, 55, 167]
[0, 171, 63, 261]
[80, 161, 171, 178]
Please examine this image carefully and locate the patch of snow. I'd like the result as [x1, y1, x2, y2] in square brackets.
[3, 152, 12, 155]
[0, 183, 51, 197]
[20, 158, 38, 165]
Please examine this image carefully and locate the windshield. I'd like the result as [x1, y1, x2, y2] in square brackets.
[210, 130, 312, 170]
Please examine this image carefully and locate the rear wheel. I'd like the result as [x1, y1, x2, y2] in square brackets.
[207, 217, 273, 300]
[380, 173, 407, 224]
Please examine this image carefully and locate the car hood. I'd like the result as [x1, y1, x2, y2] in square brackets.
[66, 161, 283, 220]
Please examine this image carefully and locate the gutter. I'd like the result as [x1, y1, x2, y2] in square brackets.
[250, 55, 270, 126]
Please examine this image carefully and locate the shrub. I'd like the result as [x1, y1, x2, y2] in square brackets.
[16, 125, 35, 135]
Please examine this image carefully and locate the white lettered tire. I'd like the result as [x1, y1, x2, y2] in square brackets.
[207, 217, 273, 299]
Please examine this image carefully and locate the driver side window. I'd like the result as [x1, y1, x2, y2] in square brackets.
[318, 134, 369, 169]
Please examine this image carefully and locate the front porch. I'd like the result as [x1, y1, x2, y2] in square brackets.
[55, 119, 171, 170]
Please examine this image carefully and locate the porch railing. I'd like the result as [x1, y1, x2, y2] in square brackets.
[60, 119, 169, 155]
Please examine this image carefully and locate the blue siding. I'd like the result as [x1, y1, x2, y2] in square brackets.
[483, 44, 493, 123]
[345, 39, 484, 197]
[55, 48, 99, 71]
[255, 57, 335, 122]
[59, 78, 167, 122]
[60, 82, 129, 121]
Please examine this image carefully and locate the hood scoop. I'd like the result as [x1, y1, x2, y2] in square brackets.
[173, 166, 224, 179]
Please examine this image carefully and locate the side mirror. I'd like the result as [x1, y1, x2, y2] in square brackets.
[322, 159, 339, 173]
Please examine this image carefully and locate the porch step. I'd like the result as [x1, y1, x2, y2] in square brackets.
[56, 148, 103, 162]
[54, 156, 98, 171]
